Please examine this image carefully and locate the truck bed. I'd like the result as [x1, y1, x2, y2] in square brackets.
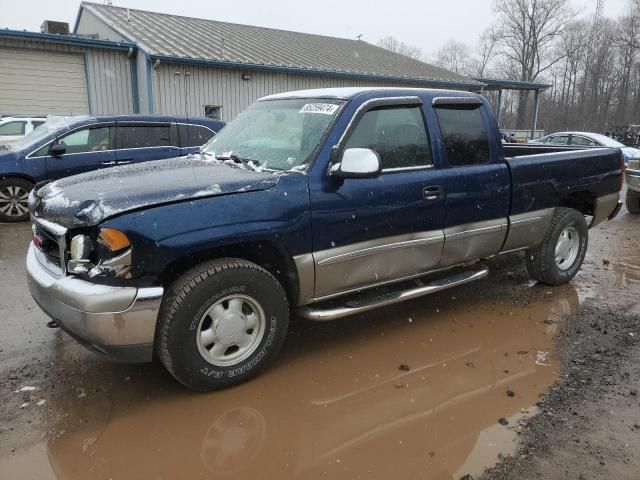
[503, 144, 623, 216]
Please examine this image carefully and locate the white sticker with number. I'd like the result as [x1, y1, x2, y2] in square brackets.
[299, 103, 339, 115]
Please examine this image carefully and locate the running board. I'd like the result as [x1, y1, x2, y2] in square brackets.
[297, 266, 489, 321]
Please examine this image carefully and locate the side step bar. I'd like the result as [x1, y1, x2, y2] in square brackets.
[297, 266, 489, 321]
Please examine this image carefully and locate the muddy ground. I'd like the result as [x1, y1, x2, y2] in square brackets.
[0, 201, 638, 480]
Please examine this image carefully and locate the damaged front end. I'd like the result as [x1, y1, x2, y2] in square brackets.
[66, 228, 132, 279]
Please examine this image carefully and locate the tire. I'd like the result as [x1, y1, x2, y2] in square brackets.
[0, 177, 33, 222]
[626, 189, 640, 214]
[525, 208, 588, 286]
[156, 258, 289, 391]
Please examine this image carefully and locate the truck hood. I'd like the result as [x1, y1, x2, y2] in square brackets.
[30, 156, 279, 228]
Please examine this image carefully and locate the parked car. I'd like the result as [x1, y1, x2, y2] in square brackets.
[26, 87, 623, 391]
[0, 115, 224, 222]
[0, 116, 47, 145]
[625, 158, 640, 214]
[529, 131, 640, 164]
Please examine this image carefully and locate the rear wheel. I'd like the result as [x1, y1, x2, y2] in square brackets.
[0, 177, 32, 222]
[525, 208, 588, 285]
[626, 189, 640, 214]
[156, 258, 289, 391]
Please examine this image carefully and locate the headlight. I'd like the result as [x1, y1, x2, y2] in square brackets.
[67, 228, 132, 278]
[70, 234, 92, 260]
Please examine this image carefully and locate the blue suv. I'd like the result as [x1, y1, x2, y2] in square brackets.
[0, 115, 224, 222]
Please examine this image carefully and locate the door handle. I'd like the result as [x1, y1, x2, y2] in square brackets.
[422, 185, 443, 201]
[100, 161, 117, 166]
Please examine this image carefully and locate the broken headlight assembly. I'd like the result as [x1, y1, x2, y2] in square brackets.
[67, 228, 132, 279]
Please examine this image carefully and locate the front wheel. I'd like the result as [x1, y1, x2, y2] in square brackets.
[525, 208, 588, 286]
[156, 258, 289, 391]
[626, 189, 640, 214]
[0, 177, 33, 222]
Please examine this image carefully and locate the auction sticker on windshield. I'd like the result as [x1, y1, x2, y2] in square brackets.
[299, 103, 340, 115]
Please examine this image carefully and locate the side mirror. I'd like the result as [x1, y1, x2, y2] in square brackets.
[49, 143, 66, 157]
[330, 148, 381, 179]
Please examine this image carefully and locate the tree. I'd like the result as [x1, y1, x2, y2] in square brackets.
[493, 0, 576, 127]
[376, 36, 425, 61]
[432, 40, 472, 74]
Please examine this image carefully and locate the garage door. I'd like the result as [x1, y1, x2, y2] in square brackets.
[0, 47, 89, 116]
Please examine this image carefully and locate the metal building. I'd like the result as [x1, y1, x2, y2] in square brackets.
[1, 2, 483, 120]
[73, 2, 482, 121]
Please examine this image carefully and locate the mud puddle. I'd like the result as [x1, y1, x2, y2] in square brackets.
[1, 267, 577, 480]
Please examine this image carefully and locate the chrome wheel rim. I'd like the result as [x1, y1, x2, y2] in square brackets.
[196, 294, 266, 367]
[555, 226, 580, 270]
[0, 185, 29, 218]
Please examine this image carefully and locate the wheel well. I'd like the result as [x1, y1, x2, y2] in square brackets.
[1, 175, 36, 186]
[559, 191, 595, 216]
[158, 241, 301, 306]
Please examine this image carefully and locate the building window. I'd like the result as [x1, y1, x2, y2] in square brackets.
[204, 106, 222, 121]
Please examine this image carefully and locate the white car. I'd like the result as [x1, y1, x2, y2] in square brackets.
[0, 116, 47, 145]
[529, 131, 640, 164]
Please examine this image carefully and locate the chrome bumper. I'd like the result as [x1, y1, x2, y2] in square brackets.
[626, 168, 640, 192]
[26, 243, 163, 363]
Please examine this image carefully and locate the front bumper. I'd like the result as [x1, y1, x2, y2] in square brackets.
[626, 168, 640, 192]
[26, 243, 163, 362]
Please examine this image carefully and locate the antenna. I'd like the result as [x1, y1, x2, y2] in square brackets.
[356, 34, 363, 40]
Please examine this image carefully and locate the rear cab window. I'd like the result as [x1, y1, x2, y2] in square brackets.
[433, 101, 491, 166]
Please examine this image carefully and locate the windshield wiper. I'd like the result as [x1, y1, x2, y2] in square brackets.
[214, 153, 262, 171]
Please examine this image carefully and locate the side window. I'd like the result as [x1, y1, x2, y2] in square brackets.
[344, 106, 431, 169]
[58, 127, 111, 154]
[434, 107, 490, 166]
[31, 120, 46, 128]
[571, 136, 596, 147]
[117, 124, 172, 149]
[0, 121, 26, 136]
[549, 135, 569, 145]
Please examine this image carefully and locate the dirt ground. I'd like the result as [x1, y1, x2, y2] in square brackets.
[0, 200, 638, 480]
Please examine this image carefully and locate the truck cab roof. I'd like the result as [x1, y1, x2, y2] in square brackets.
[259, 87, 480, 101]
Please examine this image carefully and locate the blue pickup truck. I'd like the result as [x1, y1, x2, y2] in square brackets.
[26, 87, 623, 391]
[0, 115, 223, 222]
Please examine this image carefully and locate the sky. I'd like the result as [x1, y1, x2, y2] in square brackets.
[0, 0, 632, 57]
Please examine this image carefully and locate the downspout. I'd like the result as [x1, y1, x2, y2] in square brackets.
[128, 47, 140, 113]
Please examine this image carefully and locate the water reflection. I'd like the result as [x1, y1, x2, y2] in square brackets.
[45, 285, 578, 480]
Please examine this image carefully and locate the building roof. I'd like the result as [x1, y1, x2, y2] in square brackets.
[79, 2, 483, 89]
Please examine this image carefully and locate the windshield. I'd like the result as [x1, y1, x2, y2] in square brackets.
[588, 133, 625, 148]
[201, 98, 344, 170]
[8, 115, 81, 151]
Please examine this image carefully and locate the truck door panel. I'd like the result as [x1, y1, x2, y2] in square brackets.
[310, 99, 446, 300]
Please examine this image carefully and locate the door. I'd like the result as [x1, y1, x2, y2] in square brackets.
[115, 122, 181, 165]
[44, 125, 115, 179]
[433, 99, 510, 266]
[310, 99, 445, 300]
[0, 47, 89, 115]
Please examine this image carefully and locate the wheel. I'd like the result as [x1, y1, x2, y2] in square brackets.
[156, 258, 290, 391]
[525, 208, 588, 286]
[0, 177, 32, 222]
[626, 189, 640, 214]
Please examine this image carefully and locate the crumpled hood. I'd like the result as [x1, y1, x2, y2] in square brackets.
[30, 155, 278, 228]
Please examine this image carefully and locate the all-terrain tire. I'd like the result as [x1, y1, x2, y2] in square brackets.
[0, 177, 33, 222]
[626, 189, 640, 214]
[525, 208, 588, 286]
[156, 258, 289, 392]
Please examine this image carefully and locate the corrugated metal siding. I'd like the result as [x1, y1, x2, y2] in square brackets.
[75, 8, 127, 42]
[0, 46, 88, 115]
[84, 48, 134, 114]
[0, 37, 133, 116]
[152, 63, 453, 121]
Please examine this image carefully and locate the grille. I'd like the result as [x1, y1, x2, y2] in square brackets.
[33, 222, 66, 271]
